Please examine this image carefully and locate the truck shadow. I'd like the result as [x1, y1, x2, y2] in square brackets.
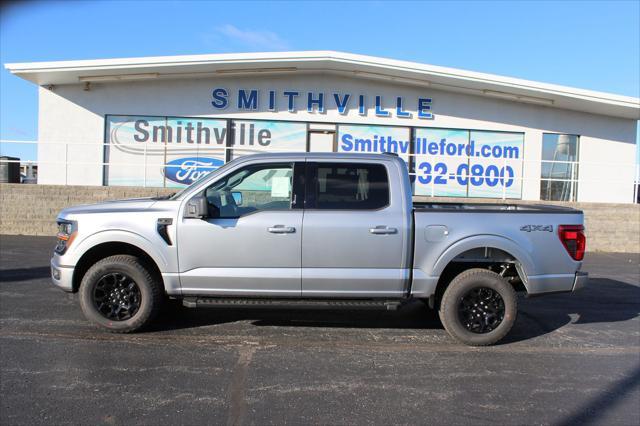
[0, 266, 51, 282]
[152, 278, 639, 344]
[155, 299, 443, 332]
[503, 277, 640, 344]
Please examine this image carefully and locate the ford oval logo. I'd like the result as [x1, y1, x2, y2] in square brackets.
[164, 157, 224, 185]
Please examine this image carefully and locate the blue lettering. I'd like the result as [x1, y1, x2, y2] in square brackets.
[213, 88, 434, 117]
[211, 88, 228, 109]
[399, 140, 411, 153]
[396, 97, 411, 118]
[418, 98, 433, 119]
[334, 93, 351, 114]
[238, 89, 258, 110]
[307, 92, 324, 113]
[504, 146, 519, 159]
[341, 134, 353, 151]
[283, 91, 299, 112]
[428, 141, 438, 155]
[501, 166, 515, 187]
[418, 162, 432, 185]
[446, 142, 457, 155]
[386, 137, 397, 153]
[466, 140, 475, 156]
[414, 137, 424, 155]
[268, 90, 276, 111]
[355, 138, 373, 151]
[375, 96, 390, 117]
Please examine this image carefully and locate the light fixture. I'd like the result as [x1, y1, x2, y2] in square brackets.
[482, 89, 554, 106]
[215, 67, 298, 74]
[78, 73, 160, 82]
[353, 71, 431, 87]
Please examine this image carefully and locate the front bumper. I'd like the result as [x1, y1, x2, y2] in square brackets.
[50, 257, 74, 292]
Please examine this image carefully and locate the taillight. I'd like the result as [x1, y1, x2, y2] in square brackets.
[558, 225, 586, 261]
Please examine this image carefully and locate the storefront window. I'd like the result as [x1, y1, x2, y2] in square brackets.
[104, 115, 226, 188]
[229, 120, 307, 160]
[413, 129, 524, 199]
[105, 116, 308, 188]
[105, 114, 528, 200]
[540, 134, 579, 201]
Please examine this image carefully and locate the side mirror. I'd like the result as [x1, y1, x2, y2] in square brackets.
[184, 195, 208, 219]
[231, 191, 243, 206]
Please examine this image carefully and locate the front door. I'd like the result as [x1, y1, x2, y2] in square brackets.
[177, 162, 303, 296]
[301, 161, 409, 297]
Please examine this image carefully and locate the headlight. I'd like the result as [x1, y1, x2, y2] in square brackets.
[55, 220, 77, 254]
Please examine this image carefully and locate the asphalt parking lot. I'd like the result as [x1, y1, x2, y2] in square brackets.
[0, 235, 638, 425]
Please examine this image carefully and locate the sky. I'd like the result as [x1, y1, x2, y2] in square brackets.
[1, 0, 639, 162]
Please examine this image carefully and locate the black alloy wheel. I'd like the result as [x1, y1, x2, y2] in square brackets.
[93, 272, 142, 321]
[457, 287, 505, 334]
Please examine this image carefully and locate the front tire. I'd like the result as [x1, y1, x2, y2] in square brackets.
[79, 255, 163, 333]
[439, 268, 517, 346]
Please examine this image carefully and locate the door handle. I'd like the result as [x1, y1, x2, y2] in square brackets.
[268, 225, 296, 234]
[369, 226, 398, 235]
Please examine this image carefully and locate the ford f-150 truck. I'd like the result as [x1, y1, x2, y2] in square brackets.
[51, 152, 587, 345]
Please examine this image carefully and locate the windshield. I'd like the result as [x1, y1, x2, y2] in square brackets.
[168, 158, 239, 200]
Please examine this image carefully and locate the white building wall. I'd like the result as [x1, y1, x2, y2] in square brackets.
[37, 73, 638, 202]
[38, 86, 104, 185]
[578, 137, 637, 203]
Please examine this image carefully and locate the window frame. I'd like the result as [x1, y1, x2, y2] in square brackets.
[304, 161, 391, 211]
[540, 133, 580, 202]
[202, 161, 304, 219]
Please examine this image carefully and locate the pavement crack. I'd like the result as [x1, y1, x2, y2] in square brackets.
[226, 345, 256, 426]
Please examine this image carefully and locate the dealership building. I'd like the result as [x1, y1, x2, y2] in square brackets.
[5, 51, 640, 203]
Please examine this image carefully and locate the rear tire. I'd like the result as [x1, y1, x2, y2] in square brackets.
[438, 268, 517, 346]
[79, 254, 163, 333]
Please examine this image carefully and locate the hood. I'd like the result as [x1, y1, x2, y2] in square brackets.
[58, 198, 158, 218]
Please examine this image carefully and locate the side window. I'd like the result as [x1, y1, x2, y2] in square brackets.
[205, 163, 293, 218]
[314, 163, 389, 210]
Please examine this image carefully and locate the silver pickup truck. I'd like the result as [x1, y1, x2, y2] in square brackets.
[51, 152, 587, 345]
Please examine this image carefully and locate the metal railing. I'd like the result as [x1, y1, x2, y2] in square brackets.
[1, 139, 639, 203]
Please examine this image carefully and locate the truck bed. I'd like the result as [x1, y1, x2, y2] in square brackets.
[413, 202, 581, 214]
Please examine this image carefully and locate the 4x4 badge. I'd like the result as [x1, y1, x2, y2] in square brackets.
[520, 225, 553, 232]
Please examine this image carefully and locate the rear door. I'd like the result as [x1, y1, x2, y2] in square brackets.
[301, 160, 410, 297]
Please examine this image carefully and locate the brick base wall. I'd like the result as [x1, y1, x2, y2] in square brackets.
[0, 184, 174, 236]
[413, 196, 640, 253]
[1, 184, 638, 252]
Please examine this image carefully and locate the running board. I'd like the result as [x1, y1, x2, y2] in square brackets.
[182, 297, 404, 311]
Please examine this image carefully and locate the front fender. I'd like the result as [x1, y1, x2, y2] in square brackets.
[63, 229, 170, 273]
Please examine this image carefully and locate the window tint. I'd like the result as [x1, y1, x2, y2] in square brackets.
[205, 163, 293, 218]
[315, 163, 389, 210]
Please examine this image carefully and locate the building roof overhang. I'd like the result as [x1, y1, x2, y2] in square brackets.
[5, 50, 639, 120]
